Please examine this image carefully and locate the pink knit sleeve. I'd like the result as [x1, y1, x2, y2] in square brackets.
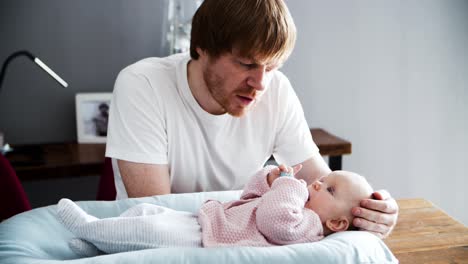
[255, 177, 324, 245]
[239, 165, 276, 200]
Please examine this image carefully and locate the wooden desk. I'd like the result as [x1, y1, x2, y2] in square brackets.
[7, 143, 106, 181]
[386, 198, 468, 263]
[310, 128, 351, 171]
[7, 128, 351, 180]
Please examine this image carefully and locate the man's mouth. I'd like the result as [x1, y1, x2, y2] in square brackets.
[236, 95, 254, 106]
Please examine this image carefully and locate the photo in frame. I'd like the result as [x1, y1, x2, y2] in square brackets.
[75, 93, 112, 143]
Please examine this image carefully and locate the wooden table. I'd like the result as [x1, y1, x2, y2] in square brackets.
[7, 128, 351, 180]
[386, 198, 468, 263]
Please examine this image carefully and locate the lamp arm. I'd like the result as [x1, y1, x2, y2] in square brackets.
[0, 51, 35, 93]
[0, 50, 67, 93]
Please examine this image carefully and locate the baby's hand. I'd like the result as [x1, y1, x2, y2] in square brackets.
[267, 164, 303, 186]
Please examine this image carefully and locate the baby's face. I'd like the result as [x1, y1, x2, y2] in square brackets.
[304, 171, 373, 223]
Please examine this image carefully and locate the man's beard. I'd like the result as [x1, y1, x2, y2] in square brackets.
[203, 68, 257, 117]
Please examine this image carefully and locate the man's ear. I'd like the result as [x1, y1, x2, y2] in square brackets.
[196, 47, 206, 57]
[325, 217, 350, 232]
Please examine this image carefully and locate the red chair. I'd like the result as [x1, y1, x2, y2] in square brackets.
[96, 157, 116, 200]
[0, 154, 31, 220]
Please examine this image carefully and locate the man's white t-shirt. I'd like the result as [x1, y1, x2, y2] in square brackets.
[106, 53, 319, 198]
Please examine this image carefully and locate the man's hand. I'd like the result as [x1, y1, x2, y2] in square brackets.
[351, 189, 399, 239]
[267, 164, 302, 186]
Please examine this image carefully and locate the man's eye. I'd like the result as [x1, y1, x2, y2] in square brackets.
[327, 187, 335, 195]
[238, 61, 253, 68]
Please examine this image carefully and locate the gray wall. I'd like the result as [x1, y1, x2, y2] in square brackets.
[0, 0, 172, 207]
[284, 0, 468, 225]
[0, 0, 168, 144]
[1, 1, 467, 225]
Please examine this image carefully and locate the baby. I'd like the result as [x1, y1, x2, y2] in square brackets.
[57, 165, 373, 256]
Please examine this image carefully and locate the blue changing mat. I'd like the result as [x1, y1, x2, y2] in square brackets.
[0, 190, 398, 263]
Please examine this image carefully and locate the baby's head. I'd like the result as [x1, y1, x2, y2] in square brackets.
[304, 170, 373, 235]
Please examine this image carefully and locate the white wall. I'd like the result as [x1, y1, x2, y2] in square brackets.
[283, 0, 468, 225]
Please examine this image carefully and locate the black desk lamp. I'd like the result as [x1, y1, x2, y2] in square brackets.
[0, 50, 68, 153]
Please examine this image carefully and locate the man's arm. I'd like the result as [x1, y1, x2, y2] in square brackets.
[117, 160, 171, 197]
[293, 154, 331, 185]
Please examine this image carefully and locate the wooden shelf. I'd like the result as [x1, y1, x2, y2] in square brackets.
[7, 128, 351, 181]
[310, 128, 352, 156]
[6, 143, 106, 180]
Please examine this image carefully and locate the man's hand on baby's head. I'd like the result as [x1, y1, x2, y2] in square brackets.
[267, 164, 303, 187]
[351, 189, 399, 239]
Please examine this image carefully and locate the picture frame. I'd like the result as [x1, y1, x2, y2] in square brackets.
[75, 93, 112, 143]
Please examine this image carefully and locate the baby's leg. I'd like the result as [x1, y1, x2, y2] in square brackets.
[58, 198, 98, 233]
[57, 199, 202, 254]
[68, 238, 102, 257]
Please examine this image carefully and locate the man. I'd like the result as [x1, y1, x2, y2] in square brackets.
[92, 103, 109, 136]
[106, 0, 398, 238]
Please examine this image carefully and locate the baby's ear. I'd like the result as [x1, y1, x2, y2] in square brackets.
[325, 217, 349, 232]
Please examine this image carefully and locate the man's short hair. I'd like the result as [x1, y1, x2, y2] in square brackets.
[190, 0, 296, 64]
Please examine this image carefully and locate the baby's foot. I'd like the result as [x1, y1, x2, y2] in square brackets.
[57, 198, 97, 234]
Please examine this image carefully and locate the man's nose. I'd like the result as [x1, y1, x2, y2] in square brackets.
[246, 66, 266, 91]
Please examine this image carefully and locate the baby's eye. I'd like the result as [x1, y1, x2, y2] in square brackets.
[327, 186, 335, 195]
